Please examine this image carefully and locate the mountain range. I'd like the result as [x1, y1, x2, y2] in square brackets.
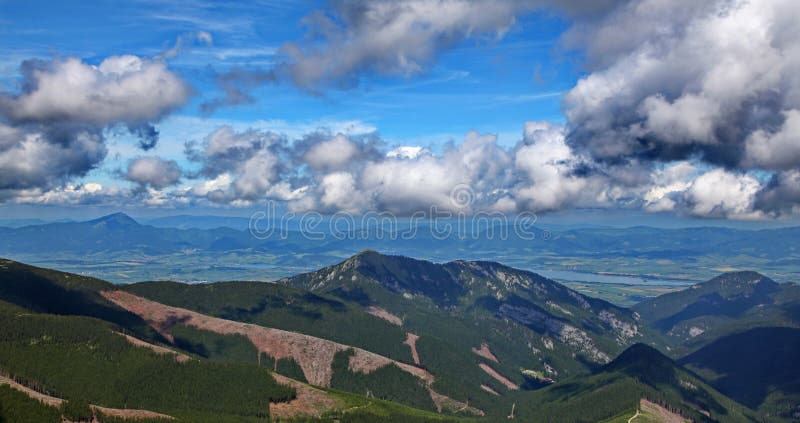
[0, 250, 797, 421]
[1, 213, 799, 285]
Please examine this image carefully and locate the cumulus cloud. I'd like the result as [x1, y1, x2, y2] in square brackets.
[0, 55, 190, 202]
[303, 135, 361, 170]
[756, 170, 800, 215]
[745, 110, 800, 170]
[1, 56, 190, 129]
[318, 171, 367, 213]
[642, 162, 698, 213]
[513, 121, 598, 211]
[560, 0, 800, 216]
[386, 146, 429, 159]
[564, 0, 800, 166]
[685, 169, 763, 219]
[0, 124, 106, 199]
[638, 163, 768, 219]
[182, 122, 615, 214]
[185, 126, 292, 204]
[125, 156, 182, 189]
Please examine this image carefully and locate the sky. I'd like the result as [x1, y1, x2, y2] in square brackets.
[1, 0, 799, 226]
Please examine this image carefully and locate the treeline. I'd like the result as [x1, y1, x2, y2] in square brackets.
[330, 349, 437, 412]
[280, 412, 464, 423]
[0, 385, 61, 423]
[0, 302, 294, 419]
[123, 281, 414, 362]
[0, 261, 161, 342]
[171, 323, 259, 363]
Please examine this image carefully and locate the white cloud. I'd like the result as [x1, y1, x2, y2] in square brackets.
[187, 126, 285, 204]
[745, 110, 800, 170]
[685, 169, 763, 219]
[0, 54, 190, 202]
[125, 156, 182, 188]
[513, 122, 595, 211]
[2, 56, 190, 126]
[386, 146, 428, 159]
[304, 135, 360, 170]
[642, 162, 698, 213]
[11, 182, 123, 206]
[0, 125, 106, 197]
[319, 172, 366, 213]
[564, 0, 800, 169]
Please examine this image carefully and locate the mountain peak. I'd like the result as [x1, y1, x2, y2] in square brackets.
[690, 270, 779, 297]
[605, 343, 672, 369]
[351, 249, 382, 260]
[87, 212, 139, 227]
[704, 270, 774, 286]
[602, 343, 678, 382]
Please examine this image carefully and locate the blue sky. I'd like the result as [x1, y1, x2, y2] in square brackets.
[1, 0, 799, 225]
[1, 0, 572, 147]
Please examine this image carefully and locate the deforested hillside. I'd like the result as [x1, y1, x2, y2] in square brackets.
[0, 261, 470, 423]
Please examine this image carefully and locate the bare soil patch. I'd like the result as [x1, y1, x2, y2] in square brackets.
[1, 375, 174, 420]
[478, 363, 519, 390]
[365, 306, 402, 326]
[404, 332, 421, 365]
[268, 373, 341, 419]
[0, 375, 62, 407]
[638, 399, 688, 423]
[471, 342, 499, 363]
[428, 388, 484, 416]
[92, 405, 174, 420]
[480, 384, 500, 396]
[114, 331, 191, 363]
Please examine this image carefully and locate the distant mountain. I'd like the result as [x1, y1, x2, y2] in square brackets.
[0, 212, 255, 254]
[87, 212, 139, 228]
[1, 212, 799, 284]
[633, 271, 800, 354]
[142, 214, 253, 230]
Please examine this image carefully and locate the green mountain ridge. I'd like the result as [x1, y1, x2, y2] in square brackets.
[634, 271, 800, 355]
[0, 254, 796, 421]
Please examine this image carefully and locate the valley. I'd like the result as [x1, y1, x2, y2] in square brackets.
[1, 213, 798, 308]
